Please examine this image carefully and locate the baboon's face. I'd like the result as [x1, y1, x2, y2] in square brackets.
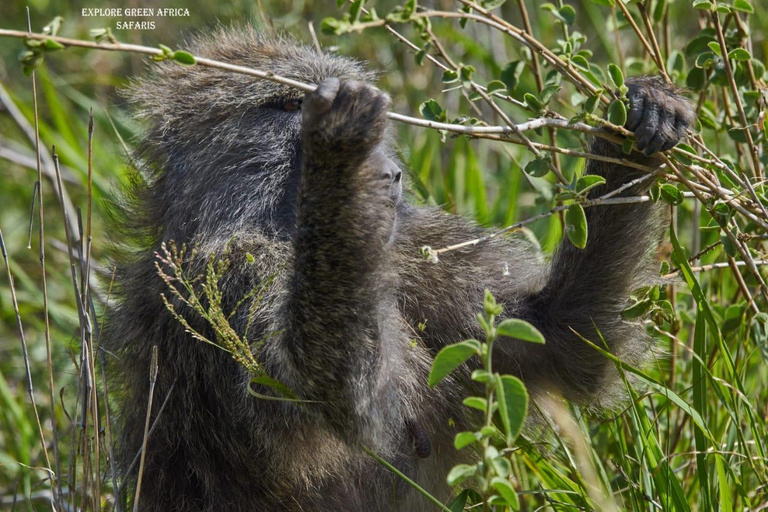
[126, 31, 401, 240]
[252, 91, 404, 207]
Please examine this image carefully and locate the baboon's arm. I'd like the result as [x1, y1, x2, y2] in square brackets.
[504, 77, 696, 401]
[275, 78, 406, 444]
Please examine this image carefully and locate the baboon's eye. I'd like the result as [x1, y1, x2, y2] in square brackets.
[283, 99, 302, 112]
[262, 98, 302, 112]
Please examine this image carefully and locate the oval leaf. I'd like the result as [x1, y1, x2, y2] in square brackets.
[608, 99, 627, 126]
[607, 63, 624, 89]
[172, 50, 196, 66]
[660, 183, 684, 205]
[565, 203, 588, 249]
[497, 318, 545, 344]
[454, 431, 481, 450]
[446, 464, 477, 486]
[575, 175, 606, 194]
[727, 48, 751, 61]
[496, 375, 529, 443]
[491, 477, 520, 509]
[462, 396, 488, 411]
[500, 60, 525, 91]
[428, 340, 480, 387]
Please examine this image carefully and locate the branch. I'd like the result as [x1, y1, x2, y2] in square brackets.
[0, 28, 626, 153]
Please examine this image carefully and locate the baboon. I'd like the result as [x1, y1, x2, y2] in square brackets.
[105, 28, 695, 511]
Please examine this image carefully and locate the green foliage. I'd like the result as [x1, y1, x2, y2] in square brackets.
[564, 203, 588, 249]
[432, 290, 537, 511]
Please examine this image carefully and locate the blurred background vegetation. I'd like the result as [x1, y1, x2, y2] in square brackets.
[0, 0, 767, 509]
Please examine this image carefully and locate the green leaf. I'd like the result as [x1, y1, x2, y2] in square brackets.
[558, 4, 576, 26]
[486, 80, 506, 93]
[415, 49, 428, 66]
[500, 60, 526, 91]
[660, 183, 684, 205]
[649, 182, 661, 202]
[674, 143, 696, 165]
[491, 455, 511, 478]
[428, 340, 481, 387]
[695, 52, 717, 69]
[497, 319, 545, 344]
[459, 64, 475, 87]
[42, 16, 64, 36]
[446, 491, 467, 512]
[686, 34, 716, 56]
[482, 0, 506, 9]
[554, 190, 577, 202]
[707, 41, 722, 57]
[622, 299, 653, 319]
[419, 99, 446, 122]
[442, 69, 459, 83]
[496, 374, 529, 443]
[584, 94, 600, 114]
[575, 175, 606, 194]
[540, 84, 561, 104]
[727, 48, 751, 61]
[172, 50, 196, 66]
[607, 63, 624, 89]
[525, 154, 551, 177]
[589, 0, 614, 5]
[571, 54, 590, 71]
[454, 431, 481, 449]
[608, 99, 627, 126]
[446, 464, 477, 486]
[248, 376, 299, 400]
[320, 17, 350, 35]
[733, 0, 754, 13]
[462, 396, 488, 411]
[692, 0, 713, 10]
[484, 289, 503, 316]
[471, 369, 494, 383]
[686, 67, 708, 90]
[491, 477, 520, 509]
[565, 204, 588, 249]
[722, 230, 737, 257]
[42, 39, 65, 52]
[524, 93, 545, 114]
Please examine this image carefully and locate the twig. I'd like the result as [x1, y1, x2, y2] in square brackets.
[728, 257, 760, 315]
[95, 269, 122, 512]
[712, 14, 762, 179]
[424, 189, 682, 258]
[132, 346, 159, 512]
[636, 3, 671, 83]
[0, 229, 53, 495]
[663, 259, 768, 279]
[663, 155, 768, 301]
[26, 7, 60, 502]
[117, 379, 177, 501]
[85, 109, 100, 512]
[515, 0, 562, 178]
[25, 180, 38, 249]
[616, 1, 667, 81]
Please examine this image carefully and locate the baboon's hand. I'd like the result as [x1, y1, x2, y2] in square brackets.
[302, 78, 391, 160]
[624, 76, 695, 156]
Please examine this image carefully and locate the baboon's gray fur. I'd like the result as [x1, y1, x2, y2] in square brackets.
[104, 27, 695, 511]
